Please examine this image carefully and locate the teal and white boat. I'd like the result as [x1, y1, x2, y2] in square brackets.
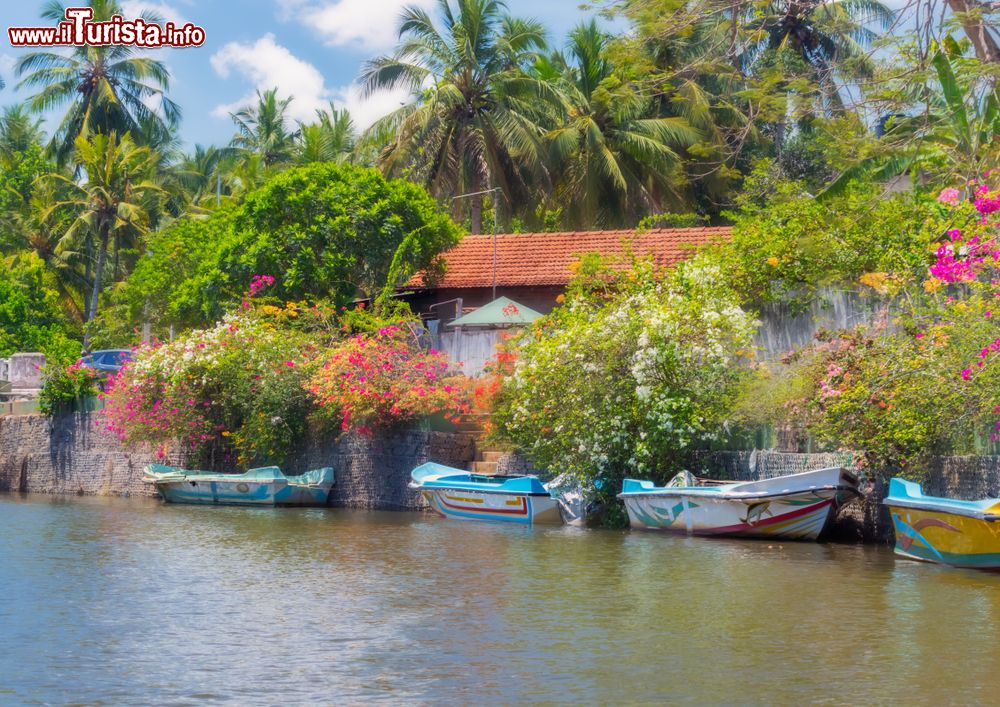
[143, 464, 334, 507]
[619, 468, 860, 541]
[410, 462, 564, 524]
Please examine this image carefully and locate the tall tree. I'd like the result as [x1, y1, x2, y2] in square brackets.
[823, 40, 1000, 197]
[942, 0, 1000, 64]
[360, 0, 554, 233]
[43, 132, 163, 346]
[229, 88, 299, 167]
[15, 0, 180, 164]
[297, 104, 357, 164]
[545, 21, 700, 227]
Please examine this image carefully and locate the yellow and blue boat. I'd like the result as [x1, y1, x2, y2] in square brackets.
[884, 478, 1000, 569]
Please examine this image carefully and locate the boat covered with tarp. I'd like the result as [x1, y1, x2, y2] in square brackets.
[884, 478, 1000, 569]
[618, 467, 860, 541]
[143, 464, 334, 506]
[410, 462, 564, 524]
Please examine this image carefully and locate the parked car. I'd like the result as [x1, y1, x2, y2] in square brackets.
[77, 349, 133, 374]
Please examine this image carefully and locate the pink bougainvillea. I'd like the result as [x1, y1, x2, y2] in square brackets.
[308, 323, 470, 434]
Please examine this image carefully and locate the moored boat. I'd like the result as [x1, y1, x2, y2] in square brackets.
[618, 467, 860, 541]
[143, 464, 335, 507]
[883, 478, 1000, 569]
[410, 462, 563, 524]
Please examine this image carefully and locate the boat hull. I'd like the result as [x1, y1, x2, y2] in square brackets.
[420, 488, 563, 525]
[156, 478, 285, 506]
[146, 465, 334, 507]
[622, 491, 840, 540]
[154, 479, 332, 506]
[887, 506, 1000, 569]
[883, 477, 1000, 569]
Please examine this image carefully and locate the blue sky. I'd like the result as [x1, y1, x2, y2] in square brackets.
[0, 0, 604, 150]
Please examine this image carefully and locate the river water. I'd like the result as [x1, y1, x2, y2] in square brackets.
[1, 494, 998, 705]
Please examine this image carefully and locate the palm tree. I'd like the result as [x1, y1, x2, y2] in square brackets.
[42, 132, 163, 346]
[6, 182, 90, 321]
[297, 104, 356, 164]
[736, 0, 893, 159]
[0, 105, 45, 158]
[171, 144, 239, 210]
[545, 21, 700, 227]
[739, 0, 894, 100]
[360, 0, 554, 233]
[229, 88, 299, 167]
[15, 0, 180, 164]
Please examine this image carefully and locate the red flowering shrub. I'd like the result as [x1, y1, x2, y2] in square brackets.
[308, 323, 470, 435]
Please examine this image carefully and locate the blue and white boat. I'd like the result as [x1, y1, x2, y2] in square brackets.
[410, 462, 563, 524]
[143, 464, 335, 507]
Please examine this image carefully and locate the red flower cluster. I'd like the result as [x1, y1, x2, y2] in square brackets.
[308, 323, 471, 434]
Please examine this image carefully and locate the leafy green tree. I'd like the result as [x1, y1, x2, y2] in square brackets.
[213, 163, 461, 306]
[824, 41, 1000, 196]
[107, 208, 236, 335]
[0, 252, 81, 364]
[545, 20, 699, 227]
[714, 170, 947, 307]
[360, 0, 553, 233]
[114, 163, 461, 334]
[43, 132, 163, 345]
[15, 0, 180, 163]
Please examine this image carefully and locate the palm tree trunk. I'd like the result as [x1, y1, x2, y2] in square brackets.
[946, 0, 1000, 64]
[470, 194, 483, 235]
[113, 233, 120, 280]
[84, 224, 110, 349]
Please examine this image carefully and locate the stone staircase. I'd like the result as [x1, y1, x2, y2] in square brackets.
[450, 412, 507, 475]
[470, 449, 504, 474]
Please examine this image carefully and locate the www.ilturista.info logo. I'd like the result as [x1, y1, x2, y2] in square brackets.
[8, 7, 205, 47]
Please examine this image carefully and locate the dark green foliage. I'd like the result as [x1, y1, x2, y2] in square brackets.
[223, 163, 460, 302]
[110, 163, 460, 338]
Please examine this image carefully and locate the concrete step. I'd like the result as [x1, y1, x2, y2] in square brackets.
[480, 450, 505, 463]
[469, 460, 499, 474]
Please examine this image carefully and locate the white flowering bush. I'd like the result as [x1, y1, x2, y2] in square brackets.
[493, 254, 757, 500]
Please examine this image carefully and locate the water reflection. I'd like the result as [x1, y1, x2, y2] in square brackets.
[1, 494, 998, 704]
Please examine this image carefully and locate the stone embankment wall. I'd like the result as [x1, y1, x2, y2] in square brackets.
[7, 412, 1000, 540]
[0, 413, 178, 497]
[0, 413, 476, 511]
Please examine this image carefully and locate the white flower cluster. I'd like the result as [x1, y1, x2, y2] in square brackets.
[497, 254, 758, 480]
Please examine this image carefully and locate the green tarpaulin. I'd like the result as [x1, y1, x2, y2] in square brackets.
[449, 296, 543, 326]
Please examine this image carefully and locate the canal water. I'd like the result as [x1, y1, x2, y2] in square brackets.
[1, 494, 998, 705]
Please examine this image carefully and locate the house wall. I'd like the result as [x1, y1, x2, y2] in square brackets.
[404, 286, 564, 322]
[754, 287, 885, 358]
[432, 327, 507, 377]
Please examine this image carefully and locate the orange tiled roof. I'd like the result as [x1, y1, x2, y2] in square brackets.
[408, 227, 731, 289]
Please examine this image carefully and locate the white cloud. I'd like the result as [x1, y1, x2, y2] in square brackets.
[209, 33, 404, 129]
[281, 0, 436, 52]
[330, 82, 409, 129]
[210, 33, 333, 123]
[120, 0, 187, 26]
